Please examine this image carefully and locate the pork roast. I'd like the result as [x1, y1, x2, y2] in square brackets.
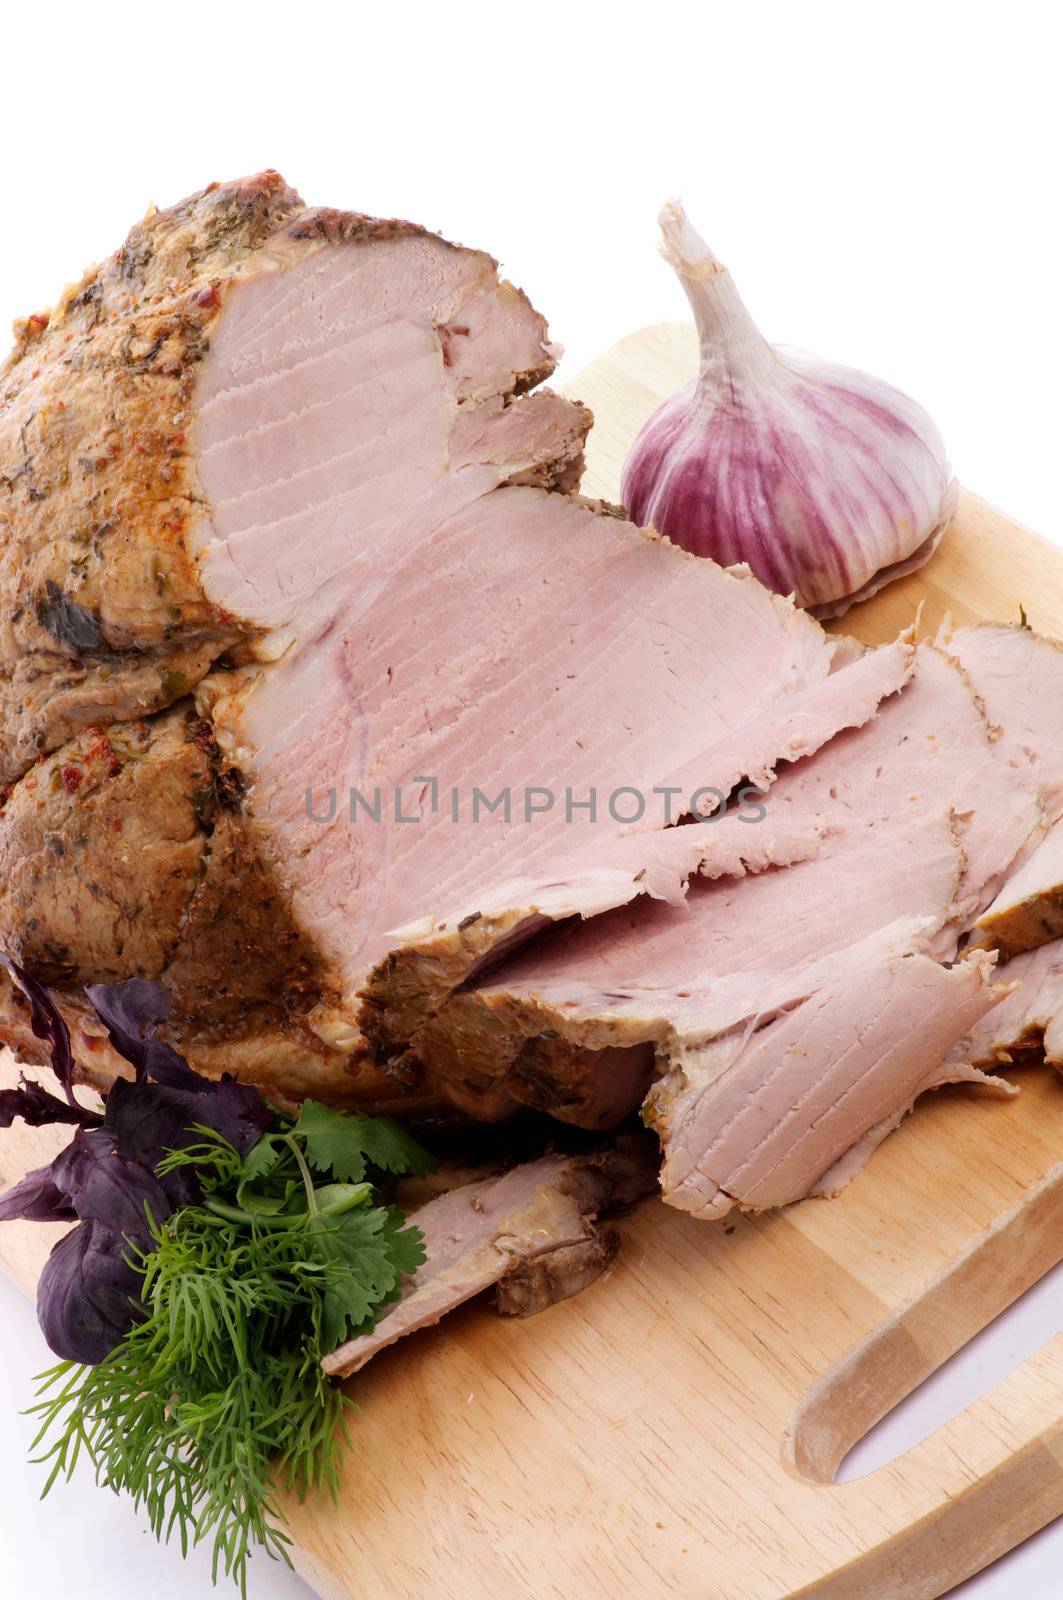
[400, 626, 1063, 1213]
[0, 172, 909, 1102]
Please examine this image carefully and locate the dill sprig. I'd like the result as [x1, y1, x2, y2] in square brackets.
[25, 1104, 432, 1596]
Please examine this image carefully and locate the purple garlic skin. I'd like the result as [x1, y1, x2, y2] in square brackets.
[621, 205, 958, 619]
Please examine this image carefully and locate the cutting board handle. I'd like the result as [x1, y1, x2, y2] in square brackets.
[786, 1337, 1063, 1600]
[788, 1159, 1063, 1485]
[784, 1160, 1063, 1597]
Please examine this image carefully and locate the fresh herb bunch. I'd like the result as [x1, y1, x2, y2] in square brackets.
[0, 963, 433, 1595]
[30, 1107, 430, 1593]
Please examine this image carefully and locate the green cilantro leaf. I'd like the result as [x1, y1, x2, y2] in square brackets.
[293, 1099, 435, 1183]
[241, 1134, 282, 1182]
[235, 1134, 287, 1212]
[381, 1205, 429, 1278]
[309, 1205, 423, 1349]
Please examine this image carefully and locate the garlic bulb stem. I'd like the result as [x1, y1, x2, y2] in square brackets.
[658, 202, 777, 395]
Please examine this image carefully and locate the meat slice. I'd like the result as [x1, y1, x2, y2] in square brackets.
[951, 939, 1063, 1070]
[2, 171, 917, 1100]
[406, 811, 963, 1125]
[322, 1138, 658, 1377]
[975, 818, 1063, 956]
[943, 623, 1063, 821]
[653, 946, 1006, 1220]
[212, 527, 901, 1064]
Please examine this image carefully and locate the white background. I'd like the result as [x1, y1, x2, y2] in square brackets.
[1, 1, 1061, 1595]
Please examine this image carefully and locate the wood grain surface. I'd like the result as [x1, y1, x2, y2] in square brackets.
[4, 322, 1063, 1600]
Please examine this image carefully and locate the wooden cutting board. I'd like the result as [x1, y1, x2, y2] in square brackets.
[4, 323, 1063, 1600]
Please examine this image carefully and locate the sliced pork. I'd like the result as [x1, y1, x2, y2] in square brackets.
[393, 627, 1050, 1216]
[322, 1138, 658, 1377]
[404, 636, 1042, 1122]
[357, 637, 913, 1057]
[942, 623, 1063, 821]
[713, 640, 1044, 931]
[215, 525, 903, 1067]
[945, 620, 1063, 959]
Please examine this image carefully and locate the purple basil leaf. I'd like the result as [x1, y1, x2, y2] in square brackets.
[37, 1220, 145, 1364]
[51, 1128, 170, 1241]
[102, 1079, 205, 1206]
[0, 955, 77, 1106]
[104, 1076, 269, 1206]
[85, 978, 197, 1088]
[88, 979, 269, 1174]
[0, 1164, 76, 1224]
[0, 1074, 102, 1131]
[190, 1076, 272, 1152]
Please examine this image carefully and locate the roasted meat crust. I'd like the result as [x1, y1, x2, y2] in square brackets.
[0, 690, 440, 1113]
[0, 705, 212, 982]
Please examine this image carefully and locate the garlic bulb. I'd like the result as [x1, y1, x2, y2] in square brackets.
[621, 203, 958, 619]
